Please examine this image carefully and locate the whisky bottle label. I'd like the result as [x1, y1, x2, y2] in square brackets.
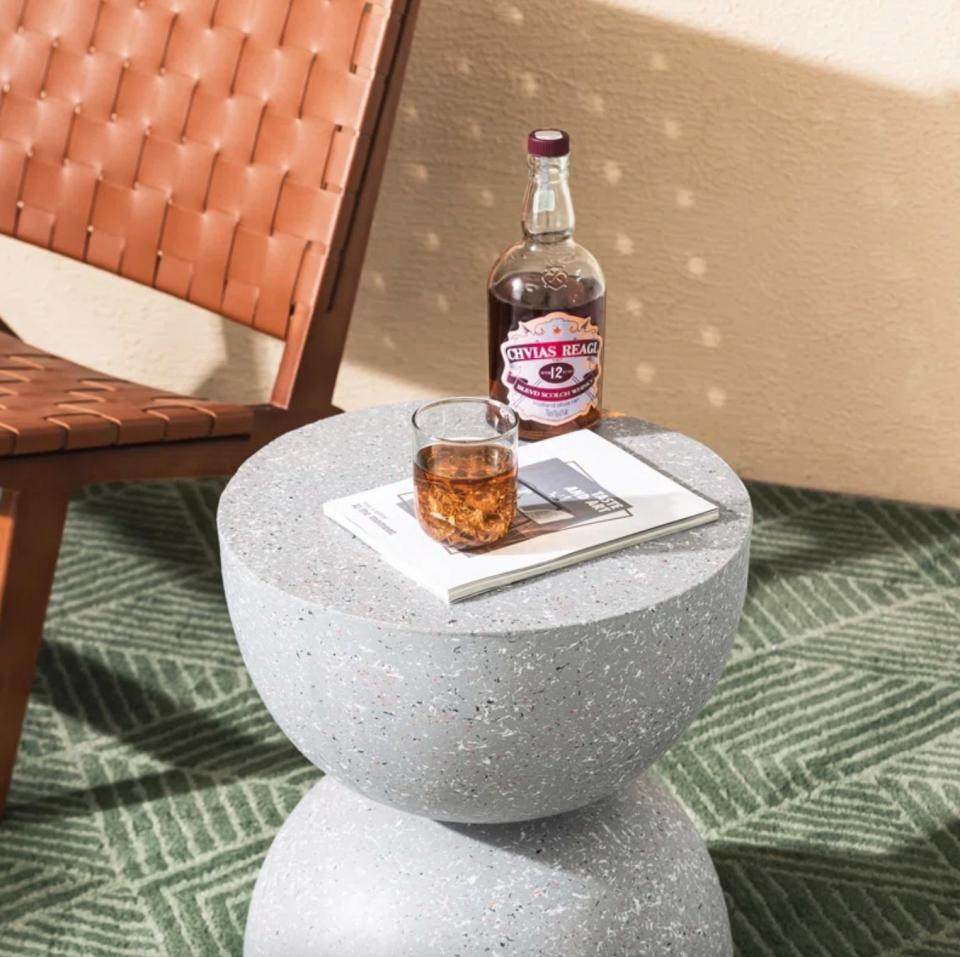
[500, 311, 603, 426]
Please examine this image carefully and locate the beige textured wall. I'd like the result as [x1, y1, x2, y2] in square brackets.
[1, 0, 959, 507]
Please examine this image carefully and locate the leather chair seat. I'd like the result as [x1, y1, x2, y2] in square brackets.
[0, 330, 252, 455]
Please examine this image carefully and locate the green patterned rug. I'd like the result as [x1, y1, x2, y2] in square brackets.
[1, 480, 958, 955]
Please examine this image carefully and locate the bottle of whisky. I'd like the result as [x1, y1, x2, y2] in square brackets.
[488, 129, 606, 441]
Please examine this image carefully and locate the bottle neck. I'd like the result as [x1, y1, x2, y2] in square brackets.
[522, 154, 574, 243]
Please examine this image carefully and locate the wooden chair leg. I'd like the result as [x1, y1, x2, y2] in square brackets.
[0, 488, 70, 817]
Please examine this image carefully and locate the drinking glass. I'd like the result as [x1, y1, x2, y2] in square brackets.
[412, 397, 519, 549]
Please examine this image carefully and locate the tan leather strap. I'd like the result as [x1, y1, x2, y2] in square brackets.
[0, 0, 396, 339]
[0, 329, 252, 454]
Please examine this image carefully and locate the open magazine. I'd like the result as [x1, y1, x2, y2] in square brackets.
[323, 429, 719, 602]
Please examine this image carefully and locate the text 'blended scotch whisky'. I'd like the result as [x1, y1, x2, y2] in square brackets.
[488, 129, 606, 441]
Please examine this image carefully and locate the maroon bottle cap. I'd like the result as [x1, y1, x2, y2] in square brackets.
[528, 129, 570, 157]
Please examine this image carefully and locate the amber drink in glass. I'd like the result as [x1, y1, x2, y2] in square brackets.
[412, 398, 518, 549]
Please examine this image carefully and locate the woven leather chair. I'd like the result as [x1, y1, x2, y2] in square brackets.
[0, 0, 419, 815]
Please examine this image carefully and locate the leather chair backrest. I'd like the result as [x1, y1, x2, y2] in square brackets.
[0, 0, 397, 340]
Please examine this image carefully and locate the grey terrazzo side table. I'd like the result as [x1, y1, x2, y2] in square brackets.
[218, 401, 752, 956]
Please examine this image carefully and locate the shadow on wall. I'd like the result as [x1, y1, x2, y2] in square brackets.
[343, 0, 960, 506]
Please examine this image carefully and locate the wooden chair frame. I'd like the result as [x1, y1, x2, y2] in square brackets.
[0, 0, 420, 816]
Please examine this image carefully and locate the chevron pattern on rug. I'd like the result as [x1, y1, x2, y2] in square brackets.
[0, 479, 958, 956]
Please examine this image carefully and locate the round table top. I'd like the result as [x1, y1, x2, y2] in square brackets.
[218, 401, 752, 637]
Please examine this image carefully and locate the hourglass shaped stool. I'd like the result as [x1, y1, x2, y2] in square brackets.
[218, 401, 752, 956]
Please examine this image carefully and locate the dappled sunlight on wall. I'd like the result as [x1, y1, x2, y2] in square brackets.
[0, 0, 956, 506]
[342, 0, 960, 506]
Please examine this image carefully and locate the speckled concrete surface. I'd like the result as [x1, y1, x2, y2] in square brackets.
[244, 773, 732, 957]
[219, 402, 751, 822]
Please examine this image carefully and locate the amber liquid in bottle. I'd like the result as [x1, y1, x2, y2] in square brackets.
[487, 130, 606, 441]
[488, 273, 605, 441]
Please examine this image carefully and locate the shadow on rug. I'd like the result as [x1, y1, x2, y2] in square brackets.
[1, 480, 958, 955]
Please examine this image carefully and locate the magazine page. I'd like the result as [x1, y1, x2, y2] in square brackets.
[323, 429, 718, 601]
